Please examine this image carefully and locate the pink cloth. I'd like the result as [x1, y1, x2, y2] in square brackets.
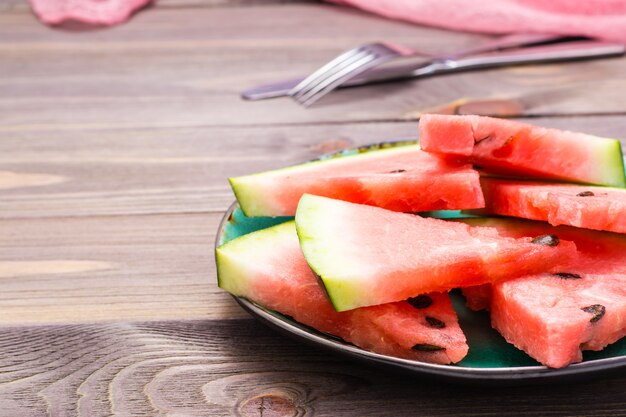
[30, 0, 151, 26]
[330, 0, 626, 43]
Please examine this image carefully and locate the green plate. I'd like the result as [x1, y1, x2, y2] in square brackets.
[216, 141, 626, 383]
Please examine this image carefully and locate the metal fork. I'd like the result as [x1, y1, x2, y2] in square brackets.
[288, 42, 414, 107]
[287, 34, 568, 107]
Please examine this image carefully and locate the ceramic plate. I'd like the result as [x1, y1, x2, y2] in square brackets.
[215, 142, 626, 383]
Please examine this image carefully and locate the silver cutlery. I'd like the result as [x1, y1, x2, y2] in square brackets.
[242, 36, 625, 106]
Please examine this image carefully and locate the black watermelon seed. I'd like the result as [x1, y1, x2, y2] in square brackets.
[531, 234, 560, 246]
[581, 304, 606, 323]
[576, 191, 595, 197]
[412, 343, 445, 352]
[425, 316, 446, 329]
[408, 295, 433, 309]
[552, 272, 582, 280]
[389, 169, 406, 173]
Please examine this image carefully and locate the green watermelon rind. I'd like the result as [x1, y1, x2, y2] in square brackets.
[597, 137, 626, 188]
[294, 195, 357, 311]
[216, 220, 294, 295]
[228, 141, 418, 217]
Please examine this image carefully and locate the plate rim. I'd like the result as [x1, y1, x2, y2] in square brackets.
[217, 201, 626, 382]
[233, 295, 626, 381]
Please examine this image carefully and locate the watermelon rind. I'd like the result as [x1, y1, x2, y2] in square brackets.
[216, 221, 292, 295]
[294, 195, 358, 310]
[229, 143, 421, 217]
[596, 138, 626, 188]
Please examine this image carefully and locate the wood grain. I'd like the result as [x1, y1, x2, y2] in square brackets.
[0, 319, 624, 417]
[0, 212, 247, 324]
[0, 121, 416, 219]
[2, 5, 626, 132]
[1, 2, 625, 415]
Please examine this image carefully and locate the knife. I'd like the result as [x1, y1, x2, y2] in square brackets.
[241, 40, 625, 101]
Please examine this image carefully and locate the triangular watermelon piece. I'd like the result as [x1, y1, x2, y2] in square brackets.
[229, 144, 484, 217]
[461, 218, 626, 368]
[419, 114, 626, 187]
[295, 194, 577, 312]
[480, 177, 626, 234]
[216, 221, 469, 364]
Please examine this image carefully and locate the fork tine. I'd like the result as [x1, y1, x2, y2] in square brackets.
[289, 43, 405, 107]
[290, 49, 372, 100]
[295, 53, 379, 107]
[289, 46, 368, 98]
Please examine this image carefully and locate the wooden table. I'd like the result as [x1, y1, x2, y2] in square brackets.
[2, 1, 626, 415]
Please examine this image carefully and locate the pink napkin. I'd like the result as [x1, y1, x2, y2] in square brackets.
[330, 0, 626, 43]
[30, 0, 152, 26]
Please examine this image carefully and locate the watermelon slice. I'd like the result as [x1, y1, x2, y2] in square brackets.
[461, 218, 626, 368]
[216, 221, 469, 364]
[419, 114, 626, 187]
[295, 194, 577, 312]
[462, 284, 492, 312]
[229, 144, 484, 217]
[479, 178, 626, 234]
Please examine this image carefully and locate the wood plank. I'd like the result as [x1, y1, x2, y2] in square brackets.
[0, 0, 25, 12]
[0, 212, 248, 324]
[0, 121, 417, 219]
[0, 319, 624, 416]
[2, 5, 626, 131]
[0, 0, 317, 13]
[1, 116, 624, 219]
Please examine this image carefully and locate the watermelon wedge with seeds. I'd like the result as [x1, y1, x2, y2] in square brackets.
[229, 144, 484, 217]
[295, 194, 577, 312]
[216, 221, 469, 364]
[461, 218, 626, 368]
[480, 178, 626, 233]
[419, 114, 626, 187]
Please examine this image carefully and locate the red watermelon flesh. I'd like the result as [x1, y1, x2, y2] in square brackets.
[419, 114, 626, 187]
[216, 221, 469, 364]
[229, 144, 484, 217]
[296, 194, 578, 312]
[481, 178, 626, 234]
[461, 218, 626, 368]
[462, 284, 492, 312]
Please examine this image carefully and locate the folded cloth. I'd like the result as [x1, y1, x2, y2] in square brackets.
[329, 0, 626, 43]
[30, 0, 152, 26]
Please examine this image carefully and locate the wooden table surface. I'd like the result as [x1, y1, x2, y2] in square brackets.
[2, 1, 626, 415]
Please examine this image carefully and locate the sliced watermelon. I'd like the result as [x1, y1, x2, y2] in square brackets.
[216, 221, 469, 364]
[480, 178, 626, 233]
[461, 218, 626, 368]
[419, 114, 626, 187]
[462, 284, 492, 312]
[295, 194, 577, 312]
[229, 144, 484, 217]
